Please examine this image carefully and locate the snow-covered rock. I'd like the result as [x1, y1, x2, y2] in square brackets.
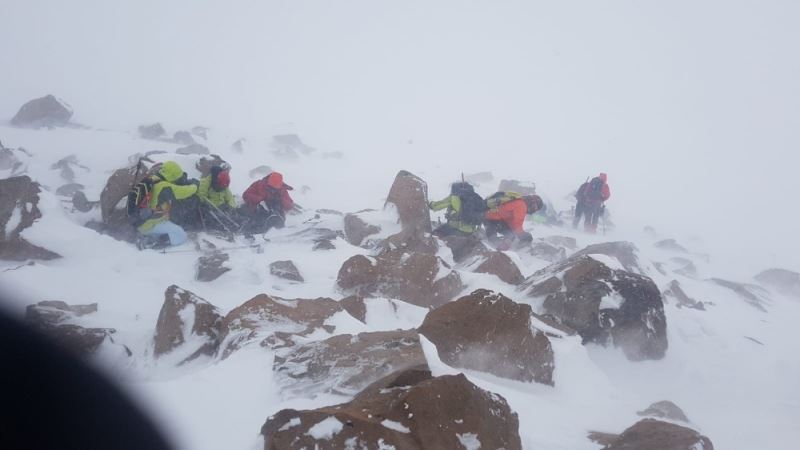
[755, 268, 800, 299]
[595, 418, 714, 450]
[384, 170, 431, 235]
[470, 251, 525, 285]
[637, 400, 691, 423]
[10, 95, 73, 128]
[343, 212, 381, 246]
[269, 260, 304, 282]
[0, 176, 60, 260]
[154, 285, 222, 363]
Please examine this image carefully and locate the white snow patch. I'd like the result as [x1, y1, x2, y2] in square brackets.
[457, 432, 481, 450]
[599, 291, 625, 310]
[305, 416, 344, 440]
[278, 417, 301, 431]
[5, 204, 23, 236]
[381, 419, 410, 433]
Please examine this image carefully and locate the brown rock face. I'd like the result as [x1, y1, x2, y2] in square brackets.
[0, 176, 61, 261]
[340, 295, 366, 323]
[344, 213, 381, 246]
[196, 252, 231, 282]
[25, 301, 126, 357]
[154, 285, 222, 362]
[218, 294, 344, 357]
[11, 95, 72, 128]
[473, 251, 525, 285]
[443, 233, 490, 263]
[602, 419, 714, 450]
[274, 330, 427, 396]
[756, 268, 800, 298]
[419, 289, 554, 385]
[637, 400, 690, 423]
[664, 280, 705, 310]
[100, 165, 138, 223]
[573, 241, 645, 274]
[521, 255, 668, 361]
[337, 249, 464, 308]
[270, 260, 304, 282]
[262, 368, 522, 450]
[385, 170, 431, 234]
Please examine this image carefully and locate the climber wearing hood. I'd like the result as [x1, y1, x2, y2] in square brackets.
[573, 172, 611, 233]
[240, 171, 294, 233]
[137, 161, 198, 248]
[197, 165, 238, 231]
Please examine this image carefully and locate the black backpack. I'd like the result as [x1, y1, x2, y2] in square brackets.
[451, 182, 487, 226]
[588, 177, 604, 199]
[126, 176, 158, 226]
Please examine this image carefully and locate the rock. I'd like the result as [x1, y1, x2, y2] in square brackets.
[442, 233, 490, 263]
[755, 268, 800, 298]
[249, 165, 272, 178]
[337, 249, 464, 308]
[385, 170, 431, 235]
[543, 235, 578, 250]
[655, 239, 689, 253]
[100, 165, 139, 223]
[11, 95, 73, 128]
[273, 330, 427, 396]
[191, 126, 208, 139]
[600, 418, 714, 450]
[573, 241, 645, 275]
[472, 251, 525, 285]
[175, 143, 209, 155]
[663, 280, 705, 310]
[196, 252, 231, 282]
[0, 141, 22, 172]
[270, 260, 304, 282]
[312, 239, 336, 251]
[154, 285, 222, 362]
[378, 229, 439, 256]
[261, 369, 522, 450]
[340, 295, 366, 323]
[520, 255, 668, 361]
[195, 155, 227, 177]
[232, 138, 246, 152]
[218, 294, 345, 357]
[343, 213, 381, 246]
[138, 123, 166, 139]
[56, 183, 84, 196]
[637, 401, 690, 423]
[498, 179, 536, 195]
[530, 239, 568, 263]
[669, 257, 698, 278]
[419, 289, 555, 384]
[71, 191, 97, 213]
[709, 278, 769, 311]
[172, 130, 195, 145]
[25, 301, 127, 357]
[0, 176, 61, 261]
[271, 134, 315, 159]
[51, 154, 87, 182]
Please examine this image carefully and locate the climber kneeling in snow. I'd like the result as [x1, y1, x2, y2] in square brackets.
[240, 171, 294, 234]
[429, 181, 487, 238]
[197, 165, 238, 231]
[134, 161, 198, 249]
[573, 172, 611, 233]
[484, 192, 544, 250]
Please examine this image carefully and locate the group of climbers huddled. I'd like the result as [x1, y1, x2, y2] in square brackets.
[429, 173, 611, 250]
[126, 160, 294, 249]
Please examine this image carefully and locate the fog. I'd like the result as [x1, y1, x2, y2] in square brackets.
[2, 0, 798, 270]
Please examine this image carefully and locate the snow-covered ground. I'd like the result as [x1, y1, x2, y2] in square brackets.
[1, 123, 798, 449]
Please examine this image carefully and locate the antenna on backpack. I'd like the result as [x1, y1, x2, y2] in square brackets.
[461, 172, 465, 184]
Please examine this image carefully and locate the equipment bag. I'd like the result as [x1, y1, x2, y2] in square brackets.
[126, 176, 157, 226]
[486, 191, 523, 210]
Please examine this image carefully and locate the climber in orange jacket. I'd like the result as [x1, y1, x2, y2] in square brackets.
[484, 193, 544, 249]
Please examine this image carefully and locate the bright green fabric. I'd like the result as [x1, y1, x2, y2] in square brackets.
[429, 195, 476, 233]
[198, 176, 236, 208]
[138, 162, 197, 232]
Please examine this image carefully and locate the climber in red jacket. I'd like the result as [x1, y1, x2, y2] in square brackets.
[240, 172, 294, 233]
[573, 172, 611, 233]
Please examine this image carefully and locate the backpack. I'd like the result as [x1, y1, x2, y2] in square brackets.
[587, 177, 605, 200]
[126, 176, 158, 226]
[486, 191, 523, 210]
[450, 182, 487, 226]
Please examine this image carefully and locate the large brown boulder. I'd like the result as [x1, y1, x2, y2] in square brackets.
[11, 95, 73, 128]
[25, 301, 129, 357]
[599, 419, 714, 450]
[520, 254, 668, 361]
[154, 285, 222, 363]
[472, 251, 525, 284]
[100, 165, 139, 223]
[572, 241, 645, 275]
[337, 249, 464, 308]
[0, 176, 61, 261]
[384, 170, 431, 235]
[755, 268, 800, 298]
[273, 330, 427, 396]
[262, 368, 522, 450]
[218, 294, 346, 357]
[637, 400, 690, 422]
[269, 260, 304, 282]
[419, 289, 554, 385]
[343, 213, 381, 246]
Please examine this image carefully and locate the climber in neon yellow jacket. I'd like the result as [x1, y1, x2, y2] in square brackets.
[428, 182, 485, 237]
[137, 161, 198, 248]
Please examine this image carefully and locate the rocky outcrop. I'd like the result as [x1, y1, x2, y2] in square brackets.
[529, 238, 568, 262]
[637, 400, 690, 422]
[655, 239, 689, 253]
[196, 252, 231, 282]
[273, 330, 427, 396]
[663, 280, 705, 310]
[756, 268, 800, 298]
[442, 233, 490, 263]
[262, 368, 522, 450]
[419, 289, 554, 385]
[218, 294, 346, 357]
[343, 213, 380, 246]
[100, 164, 139, 223]
[596, 419, 714, 450]
[176, 143, 209, 155]
[138, 123, 166, 139]
[472, 251, 524, 285]
[270, 260, 304, 282]
[11, 95, 73, 128]
[71, 191, 98, 213]
[385, 170, 431, 235]
[154, 286, 222, 363]
[520, 254, 668, 361]
[25, 301, 128, 357]
[270, 134, 315, 159]
[572, 241, 645, 275]
[172, 130, 195, 145]
[337, 249, 464, 308]
[339, 295, 367, 323]
[0, 176, 61, 261]
[709, 278, 769, 311]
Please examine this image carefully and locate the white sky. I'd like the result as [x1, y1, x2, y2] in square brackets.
[1, 0, 798, 269]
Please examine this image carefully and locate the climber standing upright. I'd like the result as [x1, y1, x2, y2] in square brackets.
[573, 172, 611, 233]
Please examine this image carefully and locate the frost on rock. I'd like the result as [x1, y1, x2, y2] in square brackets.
[457, 432, 481, 450]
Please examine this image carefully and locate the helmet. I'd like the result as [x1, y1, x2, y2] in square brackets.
[524, 195, 544, 213]
[216, 170, 230, 188]
[158, 161, 183, 182]
[267, 172, 284, 189]
[599, 172, 608, 182]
